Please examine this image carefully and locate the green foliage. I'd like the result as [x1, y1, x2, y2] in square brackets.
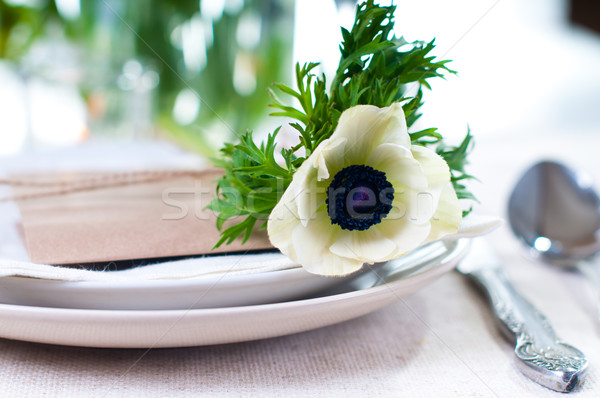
[207, 128, 295, 247]
[436, 129, 478, 216]
[0, 1, 61, 60]
[211, 0, 475, 246]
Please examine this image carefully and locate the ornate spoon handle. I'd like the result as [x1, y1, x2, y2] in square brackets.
[468, 266, 588, 393]
[457, 239, 588, 393]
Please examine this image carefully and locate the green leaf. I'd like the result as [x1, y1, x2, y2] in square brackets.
[210, 0, 476, 247]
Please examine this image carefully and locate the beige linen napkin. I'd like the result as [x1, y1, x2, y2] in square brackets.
[0, 213, 500, 282]
[12, 169, 273, 265]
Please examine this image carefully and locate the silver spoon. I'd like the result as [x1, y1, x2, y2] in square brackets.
[457, 238, 588, 392]
[508, 160, 600, 316]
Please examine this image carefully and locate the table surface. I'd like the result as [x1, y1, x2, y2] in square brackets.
[2, 1, 600, 396]
[0, 133, 598, 398]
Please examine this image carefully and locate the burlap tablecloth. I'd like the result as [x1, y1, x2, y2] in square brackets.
[0, 129, 599, 397]
[0, 238, 597, 398]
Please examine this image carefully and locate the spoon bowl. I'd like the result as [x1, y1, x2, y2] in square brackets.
[508, 160, 600, 318]
[508, 161, 600, 266]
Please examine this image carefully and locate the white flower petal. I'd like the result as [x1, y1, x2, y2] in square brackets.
[292, 165, 321, 227]
[292, 137, 346, 226]
[377, 217, 432, 256]
[291, 213, 335, 264]
[295, 183, 327, 228]
[329, 227, 397, 263]
[312, 137, 347, 181]
[410, 145, 451, 189]
[367, 143, 427, 191]
[332, 103, 410, 164]
[304, 253, 364, 276]
[387, 184, 438, 225]
[267, 103, 463, 276]
[291, 213, 364, 275]
[378, 146, 449, 226]
[426, 184, 462, 241]
[315, 153, 328, 181]
[268, 183, 302, 260]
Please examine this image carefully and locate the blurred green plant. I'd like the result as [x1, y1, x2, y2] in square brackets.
[0, 0, 295, 156]
[130, 0, 295, 156]
[0, 0, 60, 61]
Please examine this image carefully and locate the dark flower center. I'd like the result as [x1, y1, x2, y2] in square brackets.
[326, 165, 394, 231]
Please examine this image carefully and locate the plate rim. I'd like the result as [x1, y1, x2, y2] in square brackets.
[0, 239, 461, 290]
[0, 239, 469, 318]
[0, 239, 469, 348]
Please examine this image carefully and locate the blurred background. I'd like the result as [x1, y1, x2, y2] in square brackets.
[0, 0, 297, 157]
[0, 0, 598, 169]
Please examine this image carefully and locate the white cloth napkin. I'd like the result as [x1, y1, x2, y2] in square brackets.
[0, 214, 501, 282]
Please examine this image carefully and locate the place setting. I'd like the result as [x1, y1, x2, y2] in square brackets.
[0, 143, 496, 348]
[0, 1, 497, 346]
[1, 0, 600, 396]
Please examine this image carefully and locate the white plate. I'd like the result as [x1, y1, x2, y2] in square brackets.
[0, 239, 469, 348]
[0, 263, 350, 310]
[0, 241, 460, 310]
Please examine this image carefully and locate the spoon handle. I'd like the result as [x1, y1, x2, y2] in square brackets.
[458, 240, 588, 392]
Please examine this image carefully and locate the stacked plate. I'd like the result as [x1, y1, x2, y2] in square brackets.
[0, 239, 469, 348]
[0, 144, 477, 348]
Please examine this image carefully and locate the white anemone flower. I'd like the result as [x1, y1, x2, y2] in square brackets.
[267, 103, 462, 276]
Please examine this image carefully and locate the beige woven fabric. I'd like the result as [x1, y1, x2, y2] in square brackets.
[5, 131, 600, 396]
[0, 259, 598, 398]
[3, 135, 600, 396]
